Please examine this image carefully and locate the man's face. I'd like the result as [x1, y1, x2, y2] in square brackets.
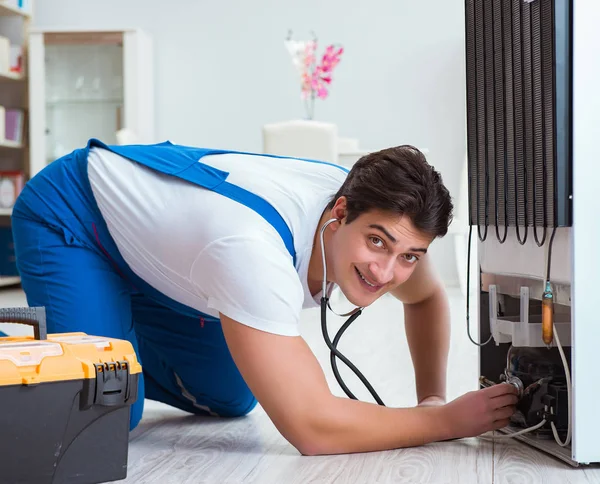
[327, 205, 433, 308]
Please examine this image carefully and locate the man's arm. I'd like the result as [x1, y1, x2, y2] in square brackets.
[391, 253, 451, 405]
[220, 313, 452, 455]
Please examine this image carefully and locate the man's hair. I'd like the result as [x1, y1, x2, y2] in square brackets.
[327, 145, 454, 238]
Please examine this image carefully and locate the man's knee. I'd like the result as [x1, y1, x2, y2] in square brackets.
[172, 371, 257, 418]
[216, 394, 258, 418]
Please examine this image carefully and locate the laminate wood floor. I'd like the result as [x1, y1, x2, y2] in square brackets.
[2, 286, 599, 484]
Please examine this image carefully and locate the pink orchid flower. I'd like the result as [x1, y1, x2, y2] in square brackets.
[285, 33, 344, 117]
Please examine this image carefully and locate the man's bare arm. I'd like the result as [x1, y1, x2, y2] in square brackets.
[220, 312, 516, 456]
[391, 253, 450, 404]
[220, 313, 452, 455]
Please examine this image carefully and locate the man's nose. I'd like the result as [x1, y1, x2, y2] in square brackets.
[369, 257, 396, 285]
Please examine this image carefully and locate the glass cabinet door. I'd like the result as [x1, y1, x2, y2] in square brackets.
[43, 33, 124, 164]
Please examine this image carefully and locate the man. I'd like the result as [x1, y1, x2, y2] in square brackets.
[11, 138, 517, 455]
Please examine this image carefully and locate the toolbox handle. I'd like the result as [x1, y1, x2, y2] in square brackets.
[0, 307, 47, 340]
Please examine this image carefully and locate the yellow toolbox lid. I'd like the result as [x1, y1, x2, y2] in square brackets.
[0, 332, 142, 386]
[0, 306, 142, 387]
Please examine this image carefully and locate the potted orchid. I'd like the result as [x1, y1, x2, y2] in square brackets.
[284, 31, 344, 120]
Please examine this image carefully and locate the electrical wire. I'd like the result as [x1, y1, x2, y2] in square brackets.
[479, 419, 548, 440]
[550, 322, 572, 447]
[466, 224, 493, 346]
[505, 345, 514, 374]
[545, 226, 557, 282]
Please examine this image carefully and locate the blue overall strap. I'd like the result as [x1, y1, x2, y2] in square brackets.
[84, 139, 348, 265]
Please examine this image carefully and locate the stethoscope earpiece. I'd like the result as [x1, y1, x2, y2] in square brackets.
[318, 218, 362, 317]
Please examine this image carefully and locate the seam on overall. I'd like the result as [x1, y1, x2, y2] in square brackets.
[37, 220, 53, 335]
[173, 372, 220, 417]
[171, 157, 228, 184]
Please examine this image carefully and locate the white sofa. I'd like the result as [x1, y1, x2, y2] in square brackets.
[262, 120, 339, 163]
[261, 119, 371, 168]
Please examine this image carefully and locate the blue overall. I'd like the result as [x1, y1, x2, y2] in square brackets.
[10, 138, 348, 429]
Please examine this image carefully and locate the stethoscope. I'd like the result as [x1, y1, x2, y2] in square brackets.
[319, 218, 386, 406]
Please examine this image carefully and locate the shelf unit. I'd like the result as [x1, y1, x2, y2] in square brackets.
[0, 1, 31, 288]
[29, 27, 155, 177]
[0, 139, 22, 148]
[0, 70, 23, 81]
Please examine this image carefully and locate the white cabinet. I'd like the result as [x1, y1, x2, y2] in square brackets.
[28, 28, 154, 177]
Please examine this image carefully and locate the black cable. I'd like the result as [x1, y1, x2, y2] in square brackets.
[546, 226, 557, 282]
[320, 298, 385, 406]
[466, 225, 493, 346]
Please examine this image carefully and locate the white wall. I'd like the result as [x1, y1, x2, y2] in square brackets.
[32, 0, 468, 286]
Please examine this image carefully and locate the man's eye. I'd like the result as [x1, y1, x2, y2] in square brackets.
[403, 254, 419, 264]
[369, 236, 384, 248]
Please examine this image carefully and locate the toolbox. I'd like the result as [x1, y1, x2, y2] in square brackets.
[0, 307, 142, 484]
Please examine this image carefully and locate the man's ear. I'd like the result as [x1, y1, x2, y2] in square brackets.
[331, 196, 348, 223]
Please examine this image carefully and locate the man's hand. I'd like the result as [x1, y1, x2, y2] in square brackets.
[442, 384, 519, 438]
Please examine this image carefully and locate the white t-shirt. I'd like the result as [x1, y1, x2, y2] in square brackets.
[87, 147, 347, 336]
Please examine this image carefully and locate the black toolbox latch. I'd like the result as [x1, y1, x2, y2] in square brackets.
[94, 361, 132, 406]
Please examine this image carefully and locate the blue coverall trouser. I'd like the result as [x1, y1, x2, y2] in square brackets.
[10, 147, 259, 430]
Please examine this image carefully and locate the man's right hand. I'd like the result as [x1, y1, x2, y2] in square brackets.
[442, 383, 519, 439]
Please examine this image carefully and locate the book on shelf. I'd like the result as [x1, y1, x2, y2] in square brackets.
[0, 36, 9, 74]
[0, 37, 24, 77]
[0, 170, 23, 208]
[10, 45, 23, 75]
[0, 107, 24, 144]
